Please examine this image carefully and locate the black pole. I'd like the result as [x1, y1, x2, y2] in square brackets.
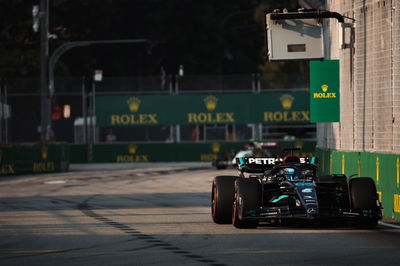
[81, 77, 88, 145]
[48, 39, 148, 100]
[4, 83, 8, 143]
[39, 0, 50, 142]
[0, 78, 2, 143]
[92, 80, 96, 144]
[269, 10, 344, 23]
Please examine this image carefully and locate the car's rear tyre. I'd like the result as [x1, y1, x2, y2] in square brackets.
[211, 176, 236, 224]
[215, 161, 227, 170]
[232, 178, 260, 229]
[215, 152, 228, 169]
[349, 177, 379, 228]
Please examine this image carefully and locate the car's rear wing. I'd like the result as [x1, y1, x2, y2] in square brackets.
[236, 157, 318, 173]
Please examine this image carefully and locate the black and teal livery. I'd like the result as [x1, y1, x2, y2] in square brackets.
[211, 155, 383, 228]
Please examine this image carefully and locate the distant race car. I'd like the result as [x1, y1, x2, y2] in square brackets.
[212, 142, 276, 170]
[211, 155, 382, 228]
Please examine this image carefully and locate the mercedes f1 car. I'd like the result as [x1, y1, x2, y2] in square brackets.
[212, 141, 276, 170]
[211, 155, 382, 228]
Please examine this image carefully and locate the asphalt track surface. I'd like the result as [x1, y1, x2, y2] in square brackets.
[1, 162, 400, 266]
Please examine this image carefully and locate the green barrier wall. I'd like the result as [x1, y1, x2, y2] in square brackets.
[70, 140, 316, 164]
[316, 148, 400, 220]
[0, 143, 69, 176]
[70, 144, 88, 163]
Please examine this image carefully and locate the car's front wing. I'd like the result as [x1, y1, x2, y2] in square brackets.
[245, 206, 382, 221]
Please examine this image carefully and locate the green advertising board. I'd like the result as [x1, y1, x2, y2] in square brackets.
[96, 92, 310, 127]
[253, 91, 310, 124]
[0, 144, 69, 176]
[310, 60, 340, 122]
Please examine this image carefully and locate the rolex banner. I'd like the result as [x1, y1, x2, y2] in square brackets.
[310, 60, 340, 123]
[96, 92, 310, 126]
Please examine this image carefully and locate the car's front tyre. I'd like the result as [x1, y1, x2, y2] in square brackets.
[232, 178, 261, 229]
[211, 176, 236, 224]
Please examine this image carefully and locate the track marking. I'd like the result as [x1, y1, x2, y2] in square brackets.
[379, 221, 400, 229]
[44, 180, 66, 184]
[77, 201, 228, 266]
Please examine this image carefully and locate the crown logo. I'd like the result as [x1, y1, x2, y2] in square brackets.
[212, 143, 220, 153]
[280, 94, 294, 110]
[294, 141, 303, 150]
[128, 144, 137, 154]
[127, 97, 141, 112]
[321, 84, 328, 92]
[41, 145, 48, 160]
[204, 96, 218, 111]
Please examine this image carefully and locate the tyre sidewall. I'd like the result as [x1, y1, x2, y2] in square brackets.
[232, 178, 261, 228]
[349, 177, 380, 228]
[212, 176, 236, 224]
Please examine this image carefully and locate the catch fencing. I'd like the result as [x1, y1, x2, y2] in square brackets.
[0, 73, 310, 144]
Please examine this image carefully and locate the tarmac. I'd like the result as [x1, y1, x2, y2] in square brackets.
[69, 162, 400, 228]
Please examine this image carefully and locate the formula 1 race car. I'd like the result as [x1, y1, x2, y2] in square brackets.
[212, 142, 276, 170]
[211, 155, 382, 228]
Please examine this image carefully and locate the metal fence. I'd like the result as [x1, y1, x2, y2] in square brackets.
[0, 72, 310, 143]
[318, 0, 400, 154]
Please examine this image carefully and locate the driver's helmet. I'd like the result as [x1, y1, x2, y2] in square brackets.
[282, 167, 299, 181]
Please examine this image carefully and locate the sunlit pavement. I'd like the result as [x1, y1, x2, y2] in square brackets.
[1, 163, 400, 266]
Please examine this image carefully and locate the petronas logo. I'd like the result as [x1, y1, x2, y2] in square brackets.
[204, 96, 218, 111]
[127, 97, 141, 112]
[321, 84, 328, 92]
[41, 145, 48, 160]
[280, 94, 294, 110]
[128, 144, 137, 154]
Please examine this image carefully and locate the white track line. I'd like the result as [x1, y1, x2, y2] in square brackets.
[44, 180, 66, 184]
[379, 221, 400, 229]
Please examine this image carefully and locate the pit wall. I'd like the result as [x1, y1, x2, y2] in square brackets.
[316, 148, 400, 220]
[70, 140, 316, 163]
[0, 143, 69, 176]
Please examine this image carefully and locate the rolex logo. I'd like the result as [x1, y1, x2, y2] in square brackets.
[41, 145, 48, 160]
[313, 84, 336, 99]
[212, 143, 220, 153]
[280, 94, 294, 110]
[128, 144, 137, 154]
[294, 141, 303, 149]
[204, 96, 218, 111]
[127, 97, 141, 112]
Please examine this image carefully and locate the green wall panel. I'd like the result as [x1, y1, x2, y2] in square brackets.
[331, 151, 342, 174]
[0, 144, 69, 176]
[343, 152, 359, 177]
[69, 144, 87, 164]
[317, 148, 400, 221]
